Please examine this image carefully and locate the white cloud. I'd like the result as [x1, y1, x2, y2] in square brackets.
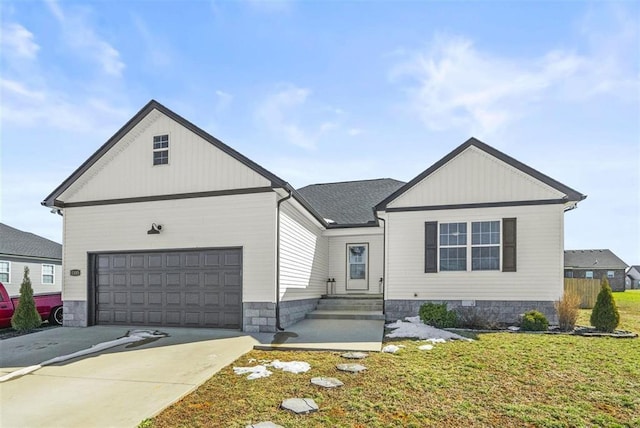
[215, 90, 233, 113]
[390, 35, 591, 136]
[45, 0, 125, 77]
[0, 78, 129, 133]
[391, 6, 639, 138]
[256, 85, 317, 149]
[0, 23, 40, 59]
[255, 85, 356, 150]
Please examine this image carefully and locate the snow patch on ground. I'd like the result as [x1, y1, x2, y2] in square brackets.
[382, 344, 405, 353]
[385, 316, 472, 341]
[234, 365, 272, 380]
[270, 360, 311, 374]
[234, 360, 311, 379]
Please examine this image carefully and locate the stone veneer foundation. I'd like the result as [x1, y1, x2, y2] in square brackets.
[64, 298, 319, 331]
[63, 301, 89, 327]
[243, 298, 319, 333]
[385, 299, 558, 325]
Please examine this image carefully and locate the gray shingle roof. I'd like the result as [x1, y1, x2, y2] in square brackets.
[297, 179, 405, 225]
[0, 223, 62, 260]
[564, 249, 628, 269]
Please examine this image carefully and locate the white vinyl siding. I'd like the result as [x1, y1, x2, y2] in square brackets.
[327, 230, 384, 294]
[388, 146, 565, 209]
[59, 110, 271, 203]
[62, 192, 277, 302]
[0, 259, 62, 296]
[384, 204, 564, 301]
[278, 203, 328, 301]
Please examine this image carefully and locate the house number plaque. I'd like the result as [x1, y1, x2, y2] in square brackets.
[70, 269, 81, 276]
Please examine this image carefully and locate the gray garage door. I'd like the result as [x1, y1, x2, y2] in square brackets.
[95, 249, 242, 328]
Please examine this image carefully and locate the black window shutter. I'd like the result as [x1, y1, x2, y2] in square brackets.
[425, 221, 438, 273]
[502, 218, 517, 272]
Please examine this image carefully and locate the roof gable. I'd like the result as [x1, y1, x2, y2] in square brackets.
[0, 223, 62, 260]
[43, 100, 287, 207]
[377, 138, 586, 211]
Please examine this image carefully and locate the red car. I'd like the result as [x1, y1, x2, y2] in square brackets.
[0, 282, 63, 328]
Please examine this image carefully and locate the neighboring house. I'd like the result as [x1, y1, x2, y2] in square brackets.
[0, 223, 62, 296]
[564, 249, 628, 291]
[626, 265, 640, 290]
[42, 100, 586, 330]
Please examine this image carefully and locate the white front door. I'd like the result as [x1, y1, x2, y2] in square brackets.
[346, 243, 369, 291]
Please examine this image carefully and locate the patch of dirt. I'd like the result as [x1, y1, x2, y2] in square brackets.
[0, 323, 60, 340]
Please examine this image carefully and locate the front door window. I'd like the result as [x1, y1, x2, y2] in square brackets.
[346, 243, 368, 291]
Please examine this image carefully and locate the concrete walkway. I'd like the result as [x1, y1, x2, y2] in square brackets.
[253, 318, 385, 352]
[0, 326, 258, 428]
[0, 318, 384, 427]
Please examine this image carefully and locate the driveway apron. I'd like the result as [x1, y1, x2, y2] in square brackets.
[0, 326, 257, 428]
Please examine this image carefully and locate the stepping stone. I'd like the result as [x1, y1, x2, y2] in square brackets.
[245, 423, 283, 428]
[311, 377, 344, 388]
[336, 363, 366, 373]
[280, 398, 319, 414]
[341, 352, 368, 359]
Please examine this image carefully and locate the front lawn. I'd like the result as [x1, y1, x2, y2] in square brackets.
[145, 291, 640, 427]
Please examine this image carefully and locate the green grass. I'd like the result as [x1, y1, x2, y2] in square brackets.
[146, 291, 640, 427]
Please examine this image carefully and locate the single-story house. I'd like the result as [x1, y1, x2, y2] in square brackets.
[626, 265, 640, 290]
[564, 249, 628, 291]
[42, 100, 586, 331]
[0, 223, 63, 296]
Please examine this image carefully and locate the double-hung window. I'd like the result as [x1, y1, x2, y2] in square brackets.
[42, 264, 55, 284]
[428, 219, 512, 273]
[153, 134, 169, 165]
[439, 223, 467, 271]
[471, 221, 500, 271]
[0, 261, 9, 283]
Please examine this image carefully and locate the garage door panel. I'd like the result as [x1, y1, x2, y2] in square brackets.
[95, 249, 242, 328]
[166, 273, 181, 287]
[130, 255, 145, 269]
[148, 273, 163, 286]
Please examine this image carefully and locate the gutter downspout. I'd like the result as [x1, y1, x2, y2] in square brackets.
[275, 187, 293, 331]
[375, 213, 386, 316]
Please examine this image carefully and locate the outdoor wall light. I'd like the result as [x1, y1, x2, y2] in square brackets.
[147, 223, 163, 234]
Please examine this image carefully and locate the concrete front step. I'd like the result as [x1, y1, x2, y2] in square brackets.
[316, 304, 383, 311]
[321, 294, 383, 299]
[306, 310, 386, 321]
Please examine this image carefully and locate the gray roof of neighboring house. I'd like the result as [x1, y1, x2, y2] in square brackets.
[297, 178, 406, 225]
[627, 265, 640, 279]
[564, 249, 628, 269]
[0, 223, 62, 260]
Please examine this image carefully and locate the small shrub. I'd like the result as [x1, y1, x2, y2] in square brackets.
[555, 290, 581, 331]
[11, 267, 42, 332]
[590, 277, 620, 332]
[520, 310, 549, 331]
[419, 302, 458, 328]
[456, 307, 501, 330]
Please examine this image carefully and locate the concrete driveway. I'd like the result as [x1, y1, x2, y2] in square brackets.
[0, 326, 258, 428]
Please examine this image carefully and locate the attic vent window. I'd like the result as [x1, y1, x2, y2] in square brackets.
[153, 134, 169, 165]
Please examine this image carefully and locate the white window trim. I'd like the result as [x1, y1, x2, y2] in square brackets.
[42, 264, 55, 285]
[438, 220, 502, 272]
[607, 271, 615, 279]
[0, 260, 10, 283]
[585, 271, 594, 279]
[152, 133, 170, 166]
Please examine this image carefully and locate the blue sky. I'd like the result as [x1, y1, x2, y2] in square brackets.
[1, 0, 638, 264]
